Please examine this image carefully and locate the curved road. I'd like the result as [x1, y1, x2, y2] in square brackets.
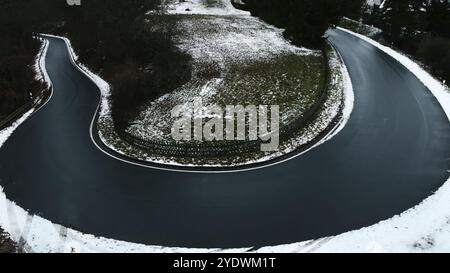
[0, 29, 449, 248]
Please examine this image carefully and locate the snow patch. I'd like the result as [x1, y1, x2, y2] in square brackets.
[165, 0, 250, 16]
[33, 37, 51, 90]
[0, 110, 34, 148]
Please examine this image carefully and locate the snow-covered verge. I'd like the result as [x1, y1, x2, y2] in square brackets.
[0, 62, 248, 253]
[254, 28, 450, 253]
[338, 27, 450, 122]
[33, 37, 51, 91]
[0, 113, 34, 253]
[234, 45, 352, 166]
[39, 34, 118, 163]
[40, 34, 112, 120]
[0, 181, 247, 253]
[1, 46, 245, 251]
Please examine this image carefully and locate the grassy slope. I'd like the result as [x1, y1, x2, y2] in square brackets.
[216, 54, 323, 126]
[128, 14, 324, 142]
[97, 3, 344, 166]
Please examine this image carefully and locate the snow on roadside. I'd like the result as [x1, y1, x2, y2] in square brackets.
[0, 36, 248, 252]
[33, 37, 51, 90]
[337, 28, 450, 121]
[0, 110, 34, 149]
[0, 123, 236, 253]
[0, 7, 348, 252]
[255, 28, 450, 253]
[0, 184, 248, 253]
[1, 24, 448, 254]
[328, 44, 354, 139]
[40, 34, 118, 161]
[40, 34, 112, 120]
[237, 45, 353, 166]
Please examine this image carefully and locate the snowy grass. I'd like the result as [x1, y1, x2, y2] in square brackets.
[129, 13, 321, 141]
[97, 44, 345, 167]
[165, 0, 250, 16]
[97, 0, 342, 166]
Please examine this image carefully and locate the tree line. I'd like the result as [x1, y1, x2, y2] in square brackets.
[0, 1, 45, 120]
[0, 0, 191, 132]
[239, 0, 365, 48]
[364, 0, 450, 82]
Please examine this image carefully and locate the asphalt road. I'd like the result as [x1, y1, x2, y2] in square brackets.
[0, 29, 449, 248]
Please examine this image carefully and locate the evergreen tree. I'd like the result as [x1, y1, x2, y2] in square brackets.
[242, 0, 363, 48]
[341, 0, 366, 20]
[380, 0, 415, 44]
[427, 0, 450, 38]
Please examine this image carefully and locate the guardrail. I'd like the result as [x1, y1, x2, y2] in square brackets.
[0, 88, 51, 130]
[120, 131, 261, 157]
[0, 102, 33, 129]
[0, 37, 51, 130]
